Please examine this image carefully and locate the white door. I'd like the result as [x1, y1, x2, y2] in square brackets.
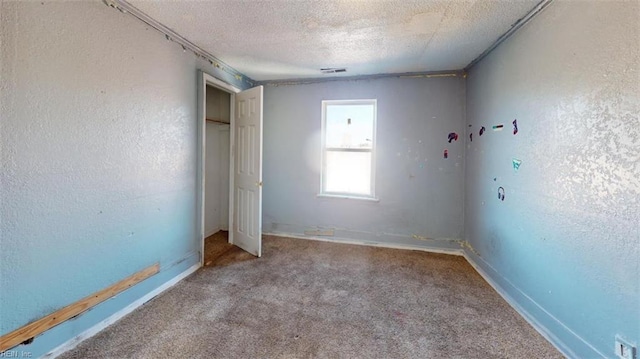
[231, 86, 263, 257]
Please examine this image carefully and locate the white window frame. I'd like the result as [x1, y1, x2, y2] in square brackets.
[319, 99, 377, 201]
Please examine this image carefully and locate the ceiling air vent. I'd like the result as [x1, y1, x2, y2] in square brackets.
[320, 68, 347, 74]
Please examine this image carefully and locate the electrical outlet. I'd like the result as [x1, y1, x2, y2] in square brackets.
[615, 336, 637, 359]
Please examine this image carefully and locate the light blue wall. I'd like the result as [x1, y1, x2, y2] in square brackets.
[464, 1, 639, 357]
[263, 76, 466, 251]
[2, 1, 637, 357]
[0, 2, 243, 356]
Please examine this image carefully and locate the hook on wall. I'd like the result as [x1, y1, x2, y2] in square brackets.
[498, 187, 505, 201]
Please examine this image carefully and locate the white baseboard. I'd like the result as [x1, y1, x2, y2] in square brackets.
[43, 263, 200, 359]
[263, 231, 464, 256]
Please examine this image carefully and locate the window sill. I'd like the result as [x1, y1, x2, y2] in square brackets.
[316, 193, 380, 202]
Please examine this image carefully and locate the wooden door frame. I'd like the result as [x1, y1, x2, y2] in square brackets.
[197, 71, 240, 267]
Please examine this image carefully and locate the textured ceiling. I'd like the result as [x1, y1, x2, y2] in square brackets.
[130, 0, 540, 81]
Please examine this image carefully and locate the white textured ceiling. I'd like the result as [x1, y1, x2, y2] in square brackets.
[130, 0, 539, 81]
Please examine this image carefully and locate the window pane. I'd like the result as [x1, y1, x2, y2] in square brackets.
[325, 151, 372, 195]
[325, 104, 374, 149]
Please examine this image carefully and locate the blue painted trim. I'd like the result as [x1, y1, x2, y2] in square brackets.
[463, 246, 604, 359]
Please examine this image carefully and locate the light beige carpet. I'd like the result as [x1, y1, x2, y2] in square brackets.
[60, 235, 561, 358]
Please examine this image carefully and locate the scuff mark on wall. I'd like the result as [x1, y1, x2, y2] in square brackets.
[411, 234, 461, 245]
[399, 137, 434, 176]
[304, 229, 335, 236]
[460, 240, 481, 257]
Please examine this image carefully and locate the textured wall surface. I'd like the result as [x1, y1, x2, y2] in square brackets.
[263, 77, 466, 250]
[465, 1, 639, 357]
[0, 1, 231, 356]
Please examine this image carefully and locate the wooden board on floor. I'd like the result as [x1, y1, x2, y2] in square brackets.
[0, 263, 160, 352]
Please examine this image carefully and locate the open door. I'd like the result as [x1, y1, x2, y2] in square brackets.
[230, 86, 263, 257]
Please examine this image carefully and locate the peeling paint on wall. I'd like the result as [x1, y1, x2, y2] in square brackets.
[263, 76, 466, 248]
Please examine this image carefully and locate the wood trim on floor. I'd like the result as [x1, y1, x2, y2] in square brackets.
[43, 263, 199, 359]
[0, 264, 160, 352]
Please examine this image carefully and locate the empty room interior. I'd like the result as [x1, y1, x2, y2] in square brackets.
[1, 0, 638, 358]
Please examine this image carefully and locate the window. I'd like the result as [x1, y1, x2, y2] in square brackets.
[320, 99, 377, 199]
